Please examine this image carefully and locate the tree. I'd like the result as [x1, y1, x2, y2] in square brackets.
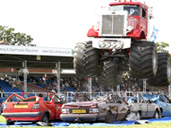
[156, 41, 169, 53]
[0, 25, 35, 46]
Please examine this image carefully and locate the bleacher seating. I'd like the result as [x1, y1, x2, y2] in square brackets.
[0, 80, 23, 103]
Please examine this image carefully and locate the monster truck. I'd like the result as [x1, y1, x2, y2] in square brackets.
[73, 0, 171, 86]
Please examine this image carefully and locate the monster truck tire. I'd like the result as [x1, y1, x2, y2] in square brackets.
[130, 41, 157, 78]
[97, 59, 119, 86]
[148, 53, 171, 86]
[73, 41, 101, 77]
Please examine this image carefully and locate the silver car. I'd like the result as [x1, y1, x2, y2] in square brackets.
[127, 93, 162, 120]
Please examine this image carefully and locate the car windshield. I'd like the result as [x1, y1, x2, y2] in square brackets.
[72, 93, 91, 102]
[109, 5, 139, 15]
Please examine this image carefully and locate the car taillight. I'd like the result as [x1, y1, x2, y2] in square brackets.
[32, 103, 40, 109]
[62, 109, 70, 114]
[89, 108, 99, 113]
[3, 103, 8, 109]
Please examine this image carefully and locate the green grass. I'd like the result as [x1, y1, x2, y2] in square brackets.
[0, 115, 5, 123]
[0, 115, 171, 128]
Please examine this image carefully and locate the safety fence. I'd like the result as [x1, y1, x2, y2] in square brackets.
[0, 91, 165, 103]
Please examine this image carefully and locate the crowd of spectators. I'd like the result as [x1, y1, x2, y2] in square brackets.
[27, 73, 144, 94]
[119, 78, 143, 92]
[0, 73, 144, 95]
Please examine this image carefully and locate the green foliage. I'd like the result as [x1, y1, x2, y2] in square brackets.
[0, 25, 35, 46]
[156, 41, 169, 53]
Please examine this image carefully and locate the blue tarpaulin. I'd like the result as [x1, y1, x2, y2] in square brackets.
[0, 117, 171, 127]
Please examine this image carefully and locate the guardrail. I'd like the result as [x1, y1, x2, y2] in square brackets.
[0, 91, 165, 103]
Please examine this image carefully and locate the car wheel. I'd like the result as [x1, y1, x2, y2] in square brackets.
[105, 111, 113, 123]
[6, 120, 14, 125]
[41, 114, 49, 123]
[136, 112, 141, 120]
[154, 111, 160, 119]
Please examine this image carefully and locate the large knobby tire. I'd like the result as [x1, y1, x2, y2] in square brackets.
[148, 53, 171, 86]
[96, 59, 119, 87]
[73, 41, 101, 77]
[130, 41, 158, 78]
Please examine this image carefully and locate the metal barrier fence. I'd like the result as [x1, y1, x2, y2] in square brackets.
[0, 91, 165, 103]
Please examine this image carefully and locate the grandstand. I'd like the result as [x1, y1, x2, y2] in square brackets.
[0, 45, 169, 104]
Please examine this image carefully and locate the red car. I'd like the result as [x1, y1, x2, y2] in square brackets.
[2, 93, 63, 125]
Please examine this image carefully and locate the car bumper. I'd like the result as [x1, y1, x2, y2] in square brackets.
[60, 114, 98, 122]
[2, 111, 42, 117]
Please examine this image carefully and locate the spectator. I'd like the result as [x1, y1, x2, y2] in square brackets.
[12, 81, 17, 89]
[42, 74, 47, 83]
[0, 88, 5, 97]
[51, 87, 57, 93]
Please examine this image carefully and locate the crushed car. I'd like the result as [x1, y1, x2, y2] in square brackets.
[127, 92, 162, 120]
[145, 93, 171, 117]
[2, 93, 64, 125]
[60, 93, 129, 123]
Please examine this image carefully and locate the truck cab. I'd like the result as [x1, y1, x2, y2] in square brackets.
[87, 1, 148, 40]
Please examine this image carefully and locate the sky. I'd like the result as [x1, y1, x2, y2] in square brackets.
[0, 0, 170, 52]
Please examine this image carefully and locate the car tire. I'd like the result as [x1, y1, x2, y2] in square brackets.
[105, 111, 113, 123]
[130, 41, 157, 78]
[6, 120, 14, 125]
[148, 53, 171, 86]
[73, 41, 102, 77]
[41, 114, 49, 123]
[96, 59, 119, 86]
[154, 111, 160, 119]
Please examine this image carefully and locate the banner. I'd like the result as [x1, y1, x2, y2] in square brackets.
[0, 45, 73, 57]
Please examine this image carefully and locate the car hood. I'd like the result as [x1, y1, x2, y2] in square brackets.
[62, 101, 101, 108]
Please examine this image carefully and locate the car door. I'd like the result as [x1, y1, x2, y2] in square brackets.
[157, 95, 167, 116]
[163, 95, 171, 116]
[44, 94, 56, 120]
[142, 93, 155, 118]
[146, 101, 156, 118]
[138, 94, 148, 118]
[53, 95, 63, 119]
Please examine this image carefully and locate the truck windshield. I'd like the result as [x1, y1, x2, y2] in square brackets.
[109, 5, 139, 16]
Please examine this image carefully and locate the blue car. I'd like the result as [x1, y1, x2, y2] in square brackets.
[145, 93, 171, 117]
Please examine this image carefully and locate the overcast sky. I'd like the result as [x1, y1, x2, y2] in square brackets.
[0, 0, 170, 52]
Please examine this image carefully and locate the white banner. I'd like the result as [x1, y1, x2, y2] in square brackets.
[0, 45, 73, 57]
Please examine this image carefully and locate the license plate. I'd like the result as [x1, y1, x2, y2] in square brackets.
[14, 105, 28, 108]
[72, 109, 86, 114]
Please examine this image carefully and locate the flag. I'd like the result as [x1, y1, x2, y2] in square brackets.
[150, 26, 159, 42]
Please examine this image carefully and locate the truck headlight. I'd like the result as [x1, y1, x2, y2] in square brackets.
[99, 40, 124, 49]
[127, 26, 133, 32]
